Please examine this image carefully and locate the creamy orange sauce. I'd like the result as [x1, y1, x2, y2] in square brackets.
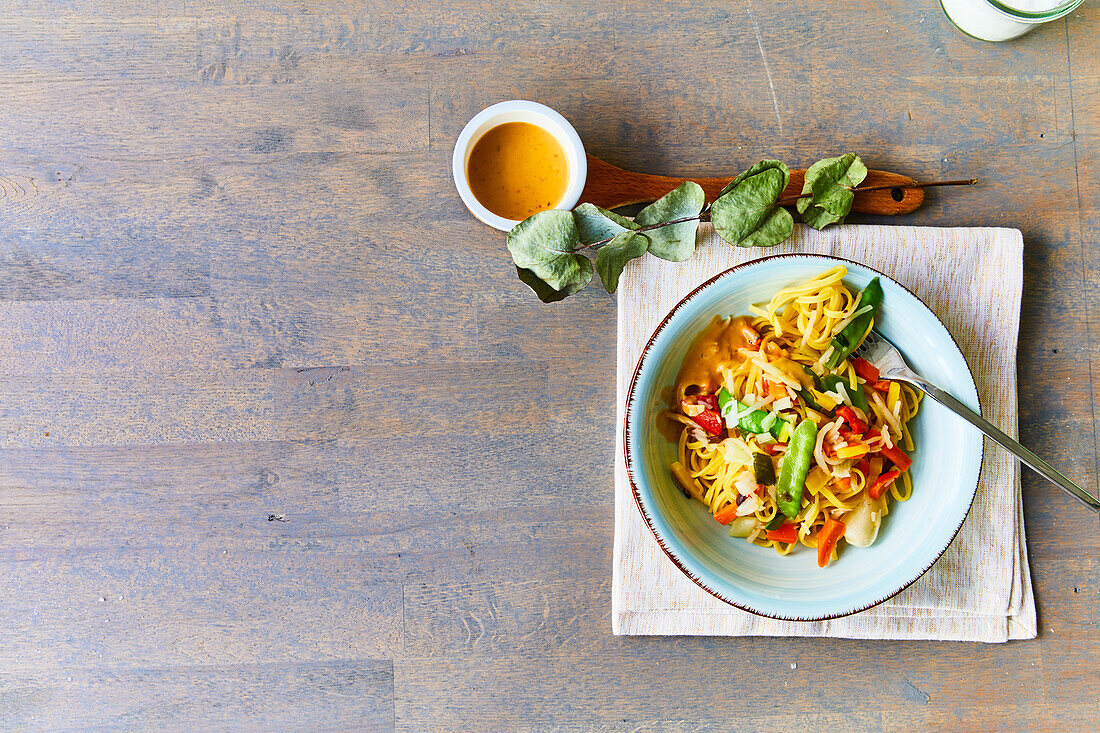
[673, 315, 757, 403]
[467, 122, 568, 220]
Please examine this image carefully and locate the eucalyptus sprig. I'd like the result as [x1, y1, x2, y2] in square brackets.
[507, 154, 970, 302]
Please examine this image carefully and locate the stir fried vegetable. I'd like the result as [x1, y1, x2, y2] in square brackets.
[662, 267, 919, 568]
[824, 277, 881, 369]
[717, 386, 787, 439]
[753, 452, 777, 486]
[766, 523, 799, 544]
[776, 419, 818, 518]
[817, 517, 847, 567]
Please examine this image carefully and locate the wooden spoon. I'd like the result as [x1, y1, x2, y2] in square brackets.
[580, 154, 924, 215]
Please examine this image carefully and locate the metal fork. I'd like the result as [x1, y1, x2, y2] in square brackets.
[855, 331, 1100, 514]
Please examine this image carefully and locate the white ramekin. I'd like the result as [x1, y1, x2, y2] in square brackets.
[452, 100, 587, 232]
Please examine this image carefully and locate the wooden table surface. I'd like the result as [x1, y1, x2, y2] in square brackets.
[1, 1, 1096, 729]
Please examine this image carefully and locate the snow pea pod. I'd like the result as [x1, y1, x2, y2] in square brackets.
[821, 374, 869, 413]
[717, 387, 786, 439]
[824, 277, 882, 369]
[776, 419, 818, 518]
[798, 366, 825, 410]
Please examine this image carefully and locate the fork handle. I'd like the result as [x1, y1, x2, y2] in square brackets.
[906, 376, 1100, 513]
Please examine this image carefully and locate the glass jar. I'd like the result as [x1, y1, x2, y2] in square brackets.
[940, 0, 1084, 41]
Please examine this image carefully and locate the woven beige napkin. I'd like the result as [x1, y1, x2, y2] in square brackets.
[612, 223, 1036, 642]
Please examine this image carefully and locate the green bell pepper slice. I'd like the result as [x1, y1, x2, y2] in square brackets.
[752, 452, 777, 486]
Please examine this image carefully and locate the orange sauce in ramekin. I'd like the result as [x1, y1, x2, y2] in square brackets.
[467, 121, 568, 221]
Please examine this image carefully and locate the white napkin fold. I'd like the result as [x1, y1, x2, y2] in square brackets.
[612, 223, 1036, 642]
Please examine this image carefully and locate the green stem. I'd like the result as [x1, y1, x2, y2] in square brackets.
[574, 179, 977, 252]
[576, 212, 711, 250]
[775, 178, 977, 207]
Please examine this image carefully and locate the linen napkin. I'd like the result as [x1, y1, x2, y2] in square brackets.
[612, 223, 1036, 642]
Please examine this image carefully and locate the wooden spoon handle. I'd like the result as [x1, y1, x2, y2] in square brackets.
[580, 154, 924, 216]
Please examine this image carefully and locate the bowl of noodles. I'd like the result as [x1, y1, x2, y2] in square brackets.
[623, 254, 983, 620]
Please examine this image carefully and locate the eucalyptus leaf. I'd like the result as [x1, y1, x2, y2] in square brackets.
[595, 231, 648, 294]
[516, 264, 591, 303]
[634, 181, 705, 261]
[796, 153, 868, 230]
[573, 203, 639, 244]
[507, 209, 591, 293]
[710, 160, 794, 248]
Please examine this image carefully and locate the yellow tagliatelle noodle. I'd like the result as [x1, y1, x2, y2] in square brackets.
[664, 266, 921, 564]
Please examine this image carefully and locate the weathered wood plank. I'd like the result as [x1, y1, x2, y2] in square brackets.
[0, 213, 211, 302]
[394, 640, 1045, 728]
[0, 56, 428, 160]
[401, 513, 613, 658]
[333, 431, 611, 515]
[273, 362, 549, 442]
[0, 441, 340, 554]
[0, 370, 275, 447]
[0, 298, 236, 372]
[1016, 220, 1097, 497]
[807, 72, 1072, 147]
[0, 291, 477, 371]
[0, 154, 444, 306]
[0, 546, 403, 672]
[1040, 634, 1100, 726]
[475, 290, 615, 363]
[0, 438, 611, 555]
[0, 660, 395, 731]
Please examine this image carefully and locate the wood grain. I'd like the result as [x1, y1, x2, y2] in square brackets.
[0, 0, 1096, 729]
[0, 661, 396, 731]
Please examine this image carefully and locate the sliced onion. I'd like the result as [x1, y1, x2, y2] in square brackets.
[682, 402, 705, 417]
[736, 494, 762, 516]
[831, 304, 874, 336]
[735, 471, 758, 496]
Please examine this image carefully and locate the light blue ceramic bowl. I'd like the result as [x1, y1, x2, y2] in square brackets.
[624, 254, 983, 620]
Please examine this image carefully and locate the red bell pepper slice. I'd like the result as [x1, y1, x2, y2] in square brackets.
[692, 408, 725, 437]
[817, 517, 846, 567]
[835, 405, 868, 434]
[880, 444, 913, 472]
[766, 522, 798, 544]
[713, 504, 739, 525]
[856, 457, 871, 476]
[837, 425, 858, 441]
[868, 469, 901, 500]
[872, 380, 892, 393]
[852, 357, 880, 383]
